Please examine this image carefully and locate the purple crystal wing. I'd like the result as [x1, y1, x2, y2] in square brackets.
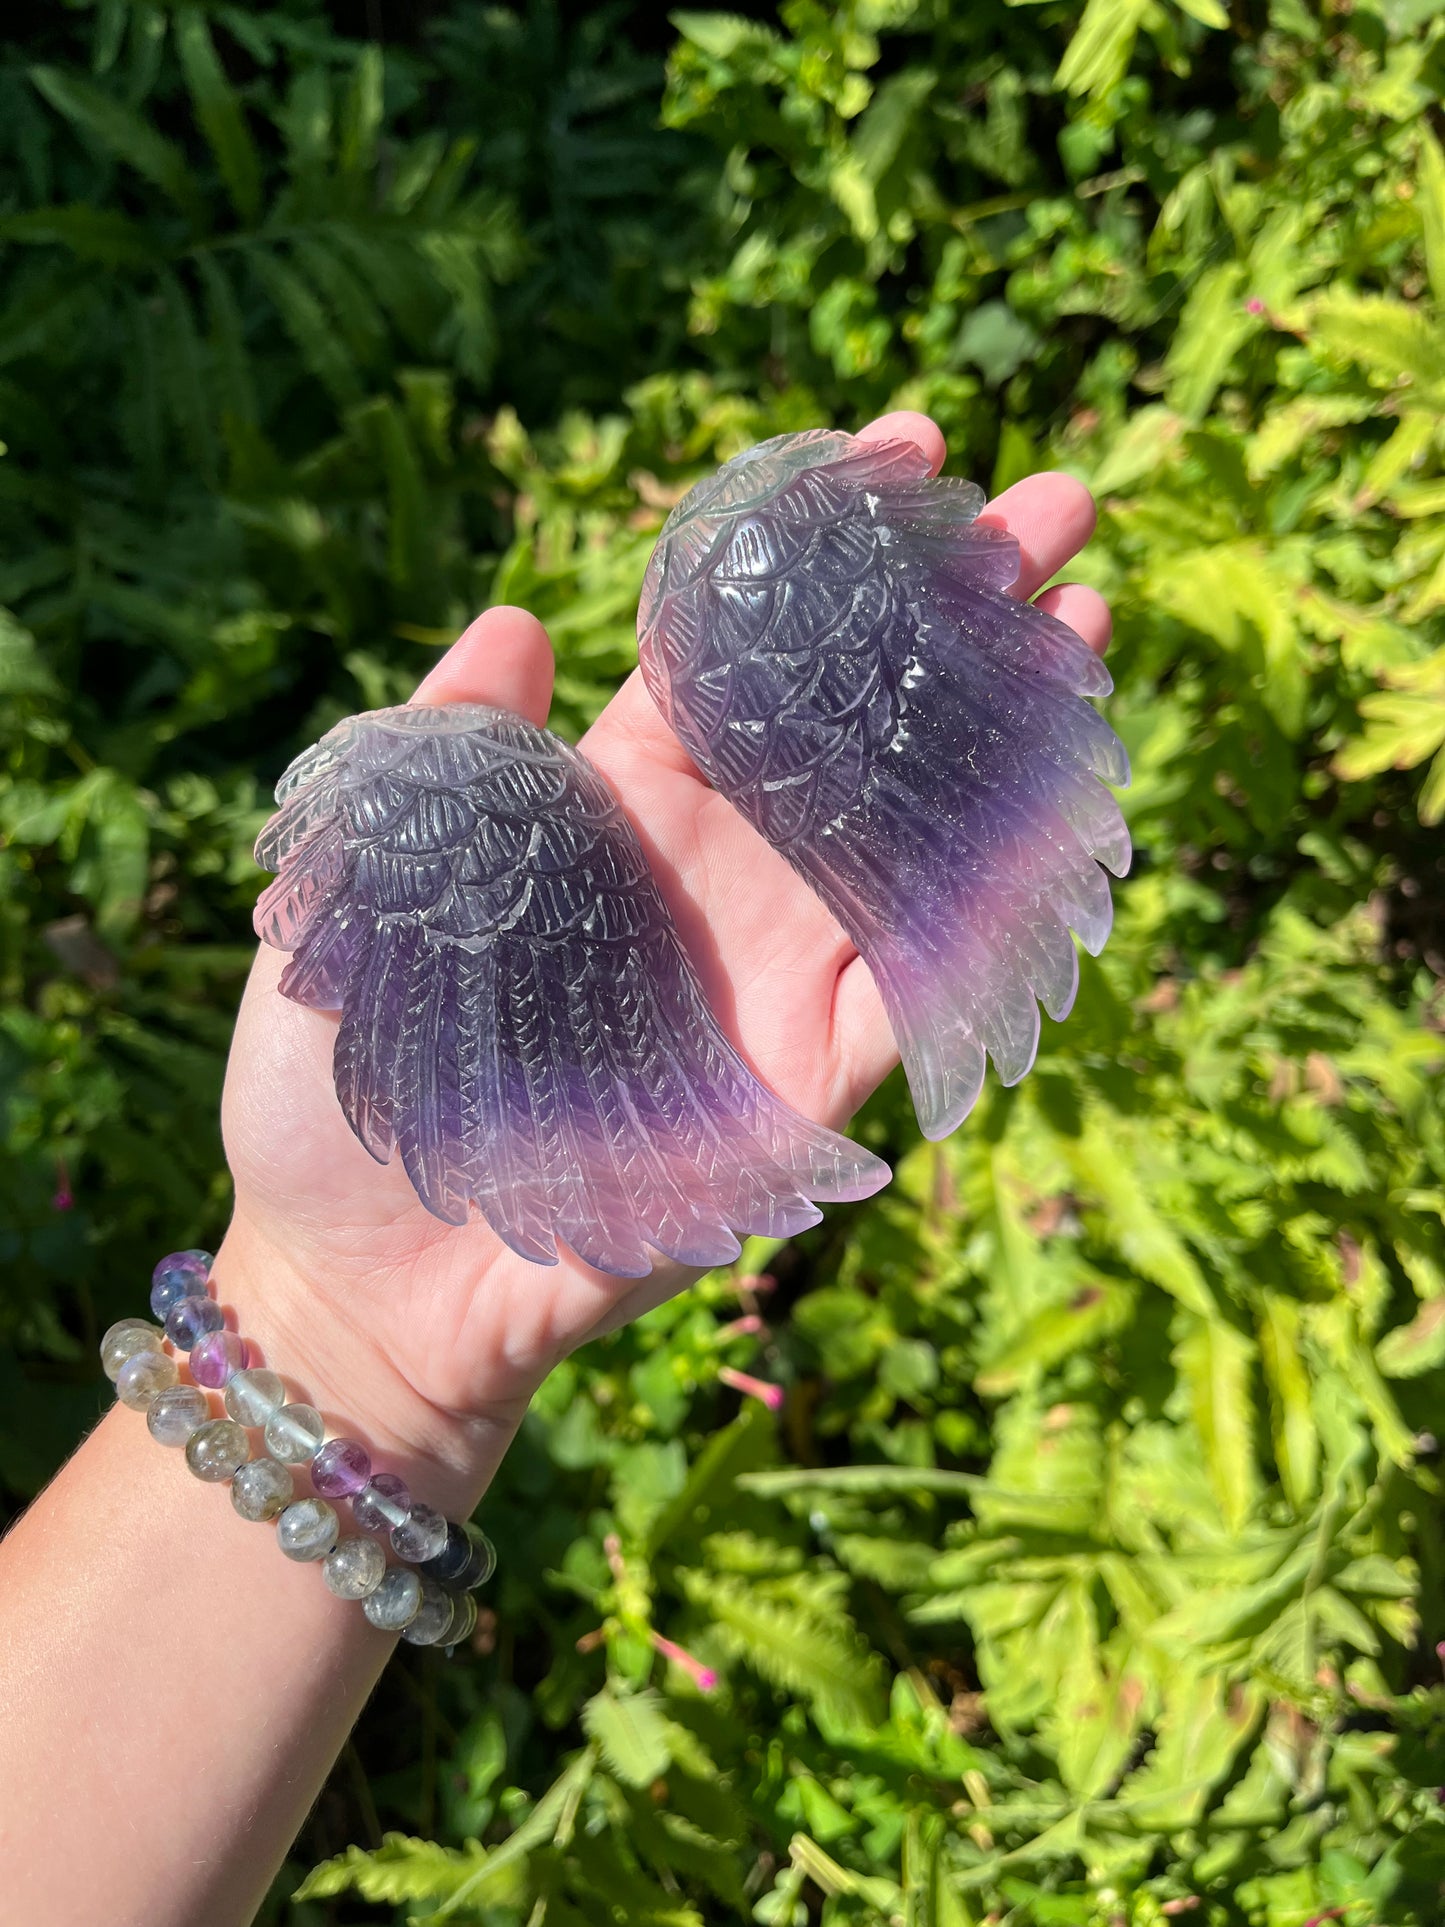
[638, 432, 1131, 1142]
[253, 704, 887, 1270]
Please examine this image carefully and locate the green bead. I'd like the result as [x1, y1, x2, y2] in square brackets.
[224, 1367, 286, 1428]
[263, 1402, 324, 1464]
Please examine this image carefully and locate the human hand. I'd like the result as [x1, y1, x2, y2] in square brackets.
[215, 412, 1112, 1513]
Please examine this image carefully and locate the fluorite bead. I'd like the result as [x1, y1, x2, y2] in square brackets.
[392, 1503, 448, 1564]
[321, 1535, 386, 1600]
[101, 1319, 167, 1381]
[363, 1567, 422, 1632]
[440, 1590, 478, 1648]
[401, 1578, 455, 1647]
[165, 1295, 225, 1351]
[263, 1402, 324, 1464]
[185, 1418, 250, 1482]
[231, 1456, 293, 1522]
[115, 1349, 179, 1411]
[419, 1521, 496, 1591]
[224, 1367, 285, 1427]
[146, 1384, 211, 1447]
[311, 1437, 371, 1499]
[352, 1473, 411, 1533]
[277, 1498, 340, 1561]
[149, 1249, 212, 1320]
[190, 1330, 247, 1389]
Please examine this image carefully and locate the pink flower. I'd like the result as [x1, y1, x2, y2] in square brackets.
[719, 1366, 784, 1410]
[717, 1313, 767, 1340]
[651, 1631, 718, 1692]
[51, 1159, 73, 1212]
[1246, 297, 1266, 315]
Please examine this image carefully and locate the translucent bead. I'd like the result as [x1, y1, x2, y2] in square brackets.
[401, 1579, 456, 1647]
[440, 1590, 479, 1649]
[277, 1498, 340, 1561]
[419, 1520, 495, 1591]
[149, 1249, 212, 1319]
[115, 1349, 179, 1411]
[146, 1384, 210, 1447]
[311, 1437, 371, 1499]
[165, 1296, 224, 1352]
[231, 1456, 293, 1522]
[263, 1403, 324, 1464]
[101, 1319, 167, 1382]
[352, 1472, 411, 1533]
[190, 1330, 247, 1389]
[321, 1535, 386, 1600]
[185, 1418, 250, 1482]
[224, 1367, 285, 1428]
[363, 1567, 422, 1632]
[392, 1503, 448, 1564]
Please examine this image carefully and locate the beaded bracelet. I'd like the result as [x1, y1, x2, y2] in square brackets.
[100, 1250, 495, 1654]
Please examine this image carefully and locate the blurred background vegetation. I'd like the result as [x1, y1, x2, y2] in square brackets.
[3, 0, 1445, 1920]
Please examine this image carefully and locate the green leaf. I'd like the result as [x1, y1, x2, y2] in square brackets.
[293, 1833, 490, 1905]
[582, 1688, 673, 1787]
[1164, 263, 1255, 422]
[1376, 1295, 1445, 1377]
[175, 13, 262, 225]
[30, 66, 202, 221]
[1173, 1317, 1259, 1535]
[1417, 128, 1445, 309]
[1311, 295, 1445, 398]
[0, 204, 159, 266]
[1259, 1293, 1318, 1511]
[1055, 0, 1152, 98]
[681, 1570, 886, 1729]
[250, 248, 363, 403]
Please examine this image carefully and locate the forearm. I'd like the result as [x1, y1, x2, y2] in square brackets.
[0, 1238, 522, 1927]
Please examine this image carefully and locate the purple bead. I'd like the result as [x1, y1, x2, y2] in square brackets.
[165, 1294, 225, 1351]
[149, 1249, 213, 1320]
[352, 1472, 411, 1534]
[311, 1437, 372, 1499]
[189, 1329, 247, 1389]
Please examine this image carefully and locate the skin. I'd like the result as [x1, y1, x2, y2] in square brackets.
[0, 414, 1110, 1926]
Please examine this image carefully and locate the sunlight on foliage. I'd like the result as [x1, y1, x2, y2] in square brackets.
[3, 0, 1444, 1921]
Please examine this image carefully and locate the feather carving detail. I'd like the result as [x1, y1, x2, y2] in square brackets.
[638, 430, 1131, 1140]
[254, 704, 888, 1272]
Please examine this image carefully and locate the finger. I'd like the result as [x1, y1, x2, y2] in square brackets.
[979, 472, 1097, 601]
[411, 605, 555, 725]
[857, 409, 945, 474]
[1033, 582, 1112, 657]
[585, 666, 699, 780]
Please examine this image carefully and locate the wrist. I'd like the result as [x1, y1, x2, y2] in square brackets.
[209, 1217, 528, 1519]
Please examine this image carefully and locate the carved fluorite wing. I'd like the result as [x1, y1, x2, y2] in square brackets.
[638, 430, 1131, 1141]
[253, 703, 887, 1273]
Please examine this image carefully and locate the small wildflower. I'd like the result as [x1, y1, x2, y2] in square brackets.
[717, 1313, 767, 1340]
[719, 1366, 784, 1410]
[651, 1630, 718, 1692]
[1246, 296, 1266, 315]
[52, 1158, 73, 1212]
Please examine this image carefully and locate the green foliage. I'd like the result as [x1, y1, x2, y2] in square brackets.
[4, 1, 1445, 1922]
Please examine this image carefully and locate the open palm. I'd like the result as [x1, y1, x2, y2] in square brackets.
[216, 412, 1112, 1510]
